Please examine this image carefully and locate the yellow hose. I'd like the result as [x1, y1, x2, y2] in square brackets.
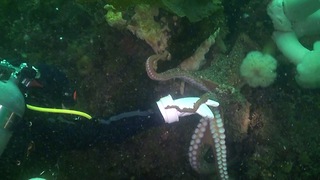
[26, 104, 92, 120]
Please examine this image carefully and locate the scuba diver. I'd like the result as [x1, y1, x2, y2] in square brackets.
[0, 58, 159, 148]
[0, 59, 161, 179]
